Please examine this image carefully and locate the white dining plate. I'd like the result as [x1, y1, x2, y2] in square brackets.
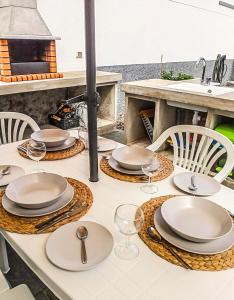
[0, 165, 25, 187]
[46, 221, 113, 271]
[2, 184, 74, 218]
[108, 156, 144, 175]
[98, 138, 117, 152]
[173, 172, 221, 196]
[161, 196, 233, 242]
[6, 173, 68, 209]
[46, 137, 76, 152]
[154, 208, 234, 255]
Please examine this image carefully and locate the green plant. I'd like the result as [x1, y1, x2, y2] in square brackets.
[161, 70, 193, 81]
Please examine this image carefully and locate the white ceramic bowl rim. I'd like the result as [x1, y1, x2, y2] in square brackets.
[31, 129, 70, 143]
[112, 146, 154, 166]
[161, 196, 233, 241]
[5, 173, 68, 206]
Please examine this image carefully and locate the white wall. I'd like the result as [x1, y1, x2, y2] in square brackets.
[37, 0, 234, 71]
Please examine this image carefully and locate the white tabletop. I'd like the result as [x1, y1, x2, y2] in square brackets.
[1, 131, 234, 300]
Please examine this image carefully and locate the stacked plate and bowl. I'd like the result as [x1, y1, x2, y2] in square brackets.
[2, 172, 74, 217]
[31, 129, 76, 151]
[108, 146, 155, 175]
[154, 195, 234, 255]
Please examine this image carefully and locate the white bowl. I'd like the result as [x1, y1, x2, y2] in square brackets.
[6, 173, 68, 209]
[111, 146, 154, 170]
[31, 129, 70, 147]
[161, 196, 233, 243]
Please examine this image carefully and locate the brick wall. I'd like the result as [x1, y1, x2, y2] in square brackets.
[0, 39, 63, 82]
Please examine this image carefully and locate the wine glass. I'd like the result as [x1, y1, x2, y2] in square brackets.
[77, 126, 89, 149]
[27, 140, 46, 172]
[114, 204, 144, 260]
[140, 158, 161, 194]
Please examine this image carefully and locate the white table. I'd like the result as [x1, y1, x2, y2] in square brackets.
[1, 133, 234, 300]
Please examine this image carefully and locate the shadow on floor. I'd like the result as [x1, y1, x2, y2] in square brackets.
[101, 130, 125, 144]
[5, 241, 58, 299]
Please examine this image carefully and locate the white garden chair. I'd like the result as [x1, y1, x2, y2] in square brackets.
[0, 112, 39, 145]
[147, 125, 234, 183]
[0, 270, 35, 300]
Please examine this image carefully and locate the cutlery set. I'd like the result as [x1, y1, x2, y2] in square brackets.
[147, 226, 192, 270]
[17, 145, 27, 153]
[36, 202, 88, 233]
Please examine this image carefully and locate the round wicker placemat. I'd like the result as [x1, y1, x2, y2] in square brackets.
[17, 139, 85, 161]
[100, 154, 174, 183]
[138, 195, 234, 271]
[0, 178, 93, 234]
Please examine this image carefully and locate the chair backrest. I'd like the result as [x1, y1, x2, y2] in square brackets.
[147, 125, 234, 182]
[0, 112, 40, 145]
[0, 283, 35, 300]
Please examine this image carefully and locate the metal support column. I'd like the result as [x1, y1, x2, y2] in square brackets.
[84, 0, 99, 182]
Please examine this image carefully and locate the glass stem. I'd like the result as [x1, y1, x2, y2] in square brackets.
[36, 160, 39, 170]
[125, 235, 130, 249]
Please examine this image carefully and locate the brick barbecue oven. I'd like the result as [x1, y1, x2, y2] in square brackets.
[0, 0, 63, 82]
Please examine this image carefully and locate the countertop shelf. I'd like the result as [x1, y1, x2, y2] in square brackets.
[0, 71, 122, 96]
[121, 78, 234, 146]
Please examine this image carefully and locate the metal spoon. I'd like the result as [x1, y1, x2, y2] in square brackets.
[0, 166, 10, 177]
[188, 175, 197, 192]
[76, 226, 88, 264]
[147, 226, 192, 270]
[102, 154, 111, 160]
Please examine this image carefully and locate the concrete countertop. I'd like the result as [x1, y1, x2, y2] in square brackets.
[121, 79, 234, 113]
[0, 71, 122, 96]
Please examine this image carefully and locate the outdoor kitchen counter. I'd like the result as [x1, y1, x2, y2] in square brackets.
[121, 78, 234, 112]
[0, 71, 122, 134]
[0, 71, 122, 96]
[121, 79, 234, 144]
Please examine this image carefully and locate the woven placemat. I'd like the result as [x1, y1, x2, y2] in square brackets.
[138, 195, 234, 271]
[0, 178, 93, 234]
[17, 139, 85, 161]
[100, 154, 174, 183]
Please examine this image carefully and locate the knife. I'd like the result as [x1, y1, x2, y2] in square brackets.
[36, 204, 88, 233]
[17, 145, 27, 154]
[35, 201, 84, 229]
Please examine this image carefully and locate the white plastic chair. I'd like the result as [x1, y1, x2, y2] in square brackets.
[147, 125, 234, 183]
[0, 112, 40, 145]
[0, 270, 35, 300]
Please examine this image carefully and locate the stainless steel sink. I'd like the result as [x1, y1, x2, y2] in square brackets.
[164, 82, 234, 96]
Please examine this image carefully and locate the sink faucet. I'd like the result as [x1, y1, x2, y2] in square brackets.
[196, 57, 206, 84]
